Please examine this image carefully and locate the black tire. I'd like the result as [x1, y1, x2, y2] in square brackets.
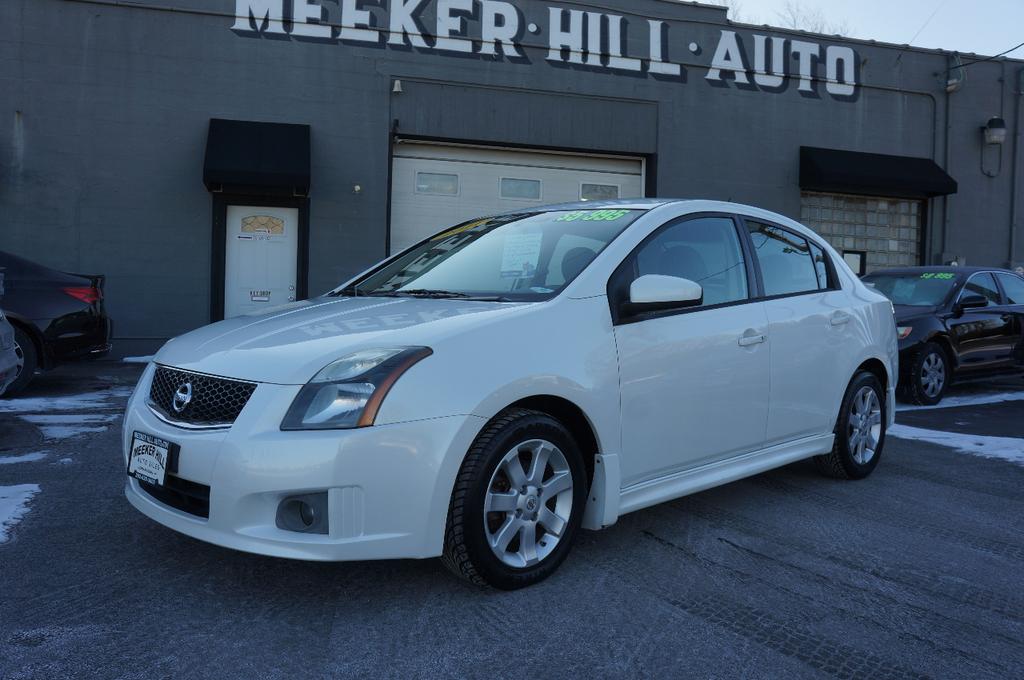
[4, 327, 38, 396]
[442, 408, 587, 590]
[815, 371, 887, 480]
[897, 341, 949, 406]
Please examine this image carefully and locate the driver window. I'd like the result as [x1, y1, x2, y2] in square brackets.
[960, 273, 1002, 307]
[634, 217, 749, 307]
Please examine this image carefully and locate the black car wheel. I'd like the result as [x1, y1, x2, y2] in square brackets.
[442, 408, 587, 590]
[815, 370, 886, 480]
[5, 327, 38, 396]
[899, 341, 949, 406]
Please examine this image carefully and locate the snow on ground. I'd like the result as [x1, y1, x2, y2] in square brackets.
[889, 424, 1024, 466]
[0, 484, 40, 544]
[897, 390, 1024, 412]
[0, 387, 133, 414]
[18, 414, 120, 440]
[121, 356, 154, 364]
[0, 452, 48, 465]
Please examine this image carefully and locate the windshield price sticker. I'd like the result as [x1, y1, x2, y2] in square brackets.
[920, 273, 955, 280]
[556, 210, 630, 222]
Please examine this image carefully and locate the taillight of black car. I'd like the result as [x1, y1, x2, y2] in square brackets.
[63, 286, 102, 304]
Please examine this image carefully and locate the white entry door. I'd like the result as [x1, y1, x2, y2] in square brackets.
[224, 205, 299, 318]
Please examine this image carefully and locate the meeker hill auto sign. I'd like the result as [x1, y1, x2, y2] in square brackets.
[231, 0, 861, 100]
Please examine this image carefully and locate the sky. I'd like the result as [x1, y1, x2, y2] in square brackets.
[720, 0, 1024, 58]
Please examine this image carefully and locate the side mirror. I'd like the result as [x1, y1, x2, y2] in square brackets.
[625, 274, 703, 315]
[956, 294, 988, 313]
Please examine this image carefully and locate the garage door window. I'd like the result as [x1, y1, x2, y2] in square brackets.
[500, 178, 542, 200]
[581, 183, 620, 201]
[416, 172, 459, 196]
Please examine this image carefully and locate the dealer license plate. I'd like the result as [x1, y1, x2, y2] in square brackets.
[128, 432, 173, 486]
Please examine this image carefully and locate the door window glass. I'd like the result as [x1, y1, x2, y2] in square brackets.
[500, 178, 542, 200]
[960, 273, 1002, 306]
[416, 172, 459, 196]
[810, 242, 831, 289]
[748, 222, 821, 297]
[581, 183, 620, 201]
[996, 273, 1024, 305]
[634, 217, 748, 306]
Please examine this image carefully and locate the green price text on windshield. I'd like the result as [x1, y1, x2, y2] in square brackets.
[556, 210, 630, 222]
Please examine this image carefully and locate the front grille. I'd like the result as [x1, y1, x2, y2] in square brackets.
[149, 366, 257, 427]
[139, 476, 211, 519]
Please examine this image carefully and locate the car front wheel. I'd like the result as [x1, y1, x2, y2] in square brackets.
[442, 408, 587, 590]
[815, 370, 886, 480]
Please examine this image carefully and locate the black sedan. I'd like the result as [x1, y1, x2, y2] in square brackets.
[863, 266, 1024, 405]
[0, 250, 113, 395]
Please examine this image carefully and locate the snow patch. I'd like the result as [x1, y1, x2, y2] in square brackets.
[122, 355, 154, 364]
[0, 452, 48, 465]
[897, 391, 1024, 413]
[57, 458, 73, 465]
[0, 387, 133, 414]
[889, 424, 1024, 465]
[0, 484, 40, 544]
[19, 413, 119, 440]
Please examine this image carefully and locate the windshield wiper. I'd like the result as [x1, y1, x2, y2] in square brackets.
[389, 289, 512, 302]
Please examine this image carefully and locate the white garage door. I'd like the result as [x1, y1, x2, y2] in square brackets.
[389, 142, 645, 254]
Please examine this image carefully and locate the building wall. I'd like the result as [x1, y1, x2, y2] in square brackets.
[0, 0, 1021, 353]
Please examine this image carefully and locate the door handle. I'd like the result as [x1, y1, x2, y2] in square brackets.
[830, 312, 851, 327]
[738, 333, 767, 347]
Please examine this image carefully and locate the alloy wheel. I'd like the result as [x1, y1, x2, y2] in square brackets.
[13, 341, 24, 380]
[484, 439, 574, 568]
[847, 386, 882, 465]
[920, 352, 946, 398]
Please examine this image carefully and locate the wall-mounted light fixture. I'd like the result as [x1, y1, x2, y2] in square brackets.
[392, 79, 403, 94]
[983, 116, 1007, 146]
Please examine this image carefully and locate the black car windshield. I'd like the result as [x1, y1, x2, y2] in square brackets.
[342, 209, 645, 301]
[862, 272, 958, 307]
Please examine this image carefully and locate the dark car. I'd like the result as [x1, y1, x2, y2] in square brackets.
[0, 250, 113, 395]
[863, 266, 1024, 405]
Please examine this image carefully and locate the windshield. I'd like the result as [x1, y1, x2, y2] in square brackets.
[341, 209, 645, 301]
[862, 272, 958, 307]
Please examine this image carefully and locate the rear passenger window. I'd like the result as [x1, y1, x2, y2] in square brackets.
[748, 222, 821, 297]
[634, 216, 749, 307]
[997, 273, 1024, 305]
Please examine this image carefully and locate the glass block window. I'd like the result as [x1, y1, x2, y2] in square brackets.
[416, 172, 459, 196]
[500, 178, 542, 200]
[581, 183, 620, 201]
[800, 192, 922, 274]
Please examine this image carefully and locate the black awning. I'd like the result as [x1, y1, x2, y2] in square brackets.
[203, 119, 311, 196]
[800, 146, 957, 199]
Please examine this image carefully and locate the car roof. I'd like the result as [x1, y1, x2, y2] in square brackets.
[491, 199, 805, 227]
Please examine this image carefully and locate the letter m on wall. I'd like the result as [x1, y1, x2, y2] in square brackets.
[232, 0, 286, 34]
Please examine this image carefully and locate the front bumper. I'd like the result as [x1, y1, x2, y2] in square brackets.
[123, 365, 484, 562]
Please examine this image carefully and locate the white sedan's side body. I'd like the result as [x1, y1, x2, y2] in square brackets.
[123, 200, 897, 568]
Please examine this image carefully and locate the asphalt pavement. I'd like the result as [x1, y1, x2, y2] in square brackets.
[1, 363, 1022, 679]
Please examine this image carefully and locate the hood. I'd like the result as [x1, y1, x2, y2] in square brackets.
[893, 304, 938, 324]
[155, 296, 527, 384]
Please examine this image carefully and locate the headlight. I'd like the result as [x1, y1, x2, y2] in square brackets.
[281, 347, 432, 430]
[897, 326, 914, 340]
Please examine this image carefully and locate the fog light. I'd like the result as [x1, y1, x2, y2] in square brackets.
[276, 492, 329, 535]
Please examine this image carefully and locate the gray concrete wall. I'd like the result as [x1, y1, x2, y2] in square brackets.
[0, 0, 1021, 353]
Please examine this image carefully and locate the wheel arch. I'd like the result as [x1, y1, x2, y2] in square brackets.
[925, 333, 958, 370]
[5, 316, 49, 369]
[506, 395, 600, 489]
[856, 357, 890, 392]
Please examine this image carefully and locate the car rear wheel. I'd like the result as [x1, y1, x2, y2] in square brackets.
[815, 370, 886, 480]
[899, 342, 949, 406]
[442, 408, 587, 590]
[4, 327, 37, 396]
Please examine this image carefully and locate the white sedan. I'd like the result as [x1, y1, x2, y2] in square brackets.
[123, 200, 897, 589]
